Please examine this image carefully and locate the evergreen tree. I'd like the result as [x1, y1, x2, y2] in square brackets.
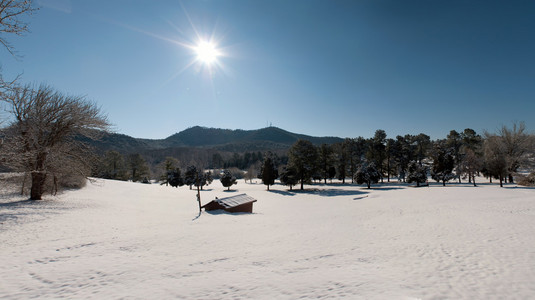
[333, 142, 348, 183]
[327, 166, 336, 183]
[406, 161, 428, 187]
[394, 135, 412, 182]
[196, 170, 212, 190]
[167, 168, 184, 188]
[346, 137, 366, 183]
[288, 139, 319, 190]
[260, 152, 278, 190]
[461, 128, 483, 152]
[366, 130, 386, 183]
[98, 150, 128, 180]
[318, 143, 335, 184]
[279, 166, 299, 191]
[128, 153, 150, 182]
[354, 162, 381, 189]
[220, 169, 237, 191]
[159, 157, 179, 186]
[415, 133, 431, 165]
[184, 165, 198, 189]
[385, 138, 396, 182]
[459, 128, 483, 184]
[431, 141, 456, 186]
[446, 130, 463, 183]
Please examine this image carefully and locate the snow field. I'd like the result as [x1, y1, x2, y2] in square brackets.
[1, 178, 534, 299]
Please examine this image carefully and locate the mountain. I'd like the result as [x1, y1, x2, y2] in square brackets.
[88, 126, 344, 157]
[160, 126, 343, 148]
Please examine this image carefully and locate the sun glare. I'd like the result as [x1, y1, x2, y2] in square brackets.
[195, 41, 220, 64]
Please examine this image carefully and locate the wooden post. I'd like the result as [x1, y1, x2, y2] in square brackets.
[196, 173, 202, 213]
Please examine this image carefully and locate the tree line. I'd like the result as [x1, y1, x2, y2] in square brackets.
[259, 125, 534, 190]
[94, 123, 534, 193]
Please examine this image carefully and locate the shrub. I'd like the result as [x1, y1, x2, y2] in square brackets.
[518, 172, 535, 187]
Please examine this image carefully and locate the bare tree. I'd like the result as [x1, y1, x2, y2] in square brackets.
[483, 135, 508, 187]
[459, 148, 483, 186]
[1, 84, 110, 200]
[484, 122, 532, 184]
[497, 122, 532, 183]
[0, 0, 37, 56]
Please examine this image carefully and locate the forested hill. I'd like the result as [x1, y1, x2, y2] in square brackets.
[90, 126, 344, 154]
[159, 126, 343, 148]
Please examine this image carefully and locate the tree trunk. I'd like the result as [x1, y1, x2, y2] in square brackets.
[508, 174, 514, 183]
[367, 182, 371, 189]
[472, 175, 477, 187]
[387, 158, 390, 182]
[30, 171, 46, 200]
[499, 175, 503, 187]
[442, 180, 446, 187]
[53, 175, 58, 196]
[300, 179, 304, 190]
[267, 184, 270, 191]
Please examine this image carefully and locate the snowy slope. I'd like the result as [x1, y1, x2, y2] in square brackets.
[1, 179, 534, 299]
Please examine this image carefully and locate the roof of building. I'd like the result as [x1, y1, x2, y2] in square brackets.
[203, 193, 257, 209]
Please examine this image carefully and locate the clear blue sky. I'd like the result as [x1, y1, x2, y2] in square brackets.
[2, 0, 534, 140]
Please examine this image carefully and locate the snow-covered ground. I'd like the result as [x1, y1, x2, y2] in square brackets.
[1, 178, 534, 299]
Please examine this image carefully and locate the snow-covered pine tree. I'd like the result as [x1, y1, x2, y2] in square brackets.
[354, 162, 381, 189]
[406, 161, 428, 187]
[220, 169, 237, 191]
[279, 166, 299, 191]
[260, 152, 277, 190]
[431, 141, 456, 186]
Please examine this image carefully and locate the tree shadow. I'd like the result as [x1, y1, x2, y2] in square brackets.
[0, 199, 35, 207]
[314, 189, 369, 197]
[503, 185, 535, 190]
[268, 189, 295, 196]
[269, 188, 370, 198]
[0, 198, 65, 225]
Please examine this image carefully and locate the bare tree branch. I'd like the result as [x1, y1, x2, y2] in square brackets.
[0, 0, 37, 57]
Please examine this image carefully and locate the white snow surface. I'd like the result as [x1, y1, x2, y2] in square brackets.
[1, 178, 535, 299]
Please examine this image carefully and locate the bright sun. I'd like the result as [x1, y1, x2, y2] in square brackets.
[195, 41, 220, 64]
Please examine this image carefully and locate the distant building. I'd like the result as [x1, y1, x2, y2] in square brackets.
[201, 193, 257, 213]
